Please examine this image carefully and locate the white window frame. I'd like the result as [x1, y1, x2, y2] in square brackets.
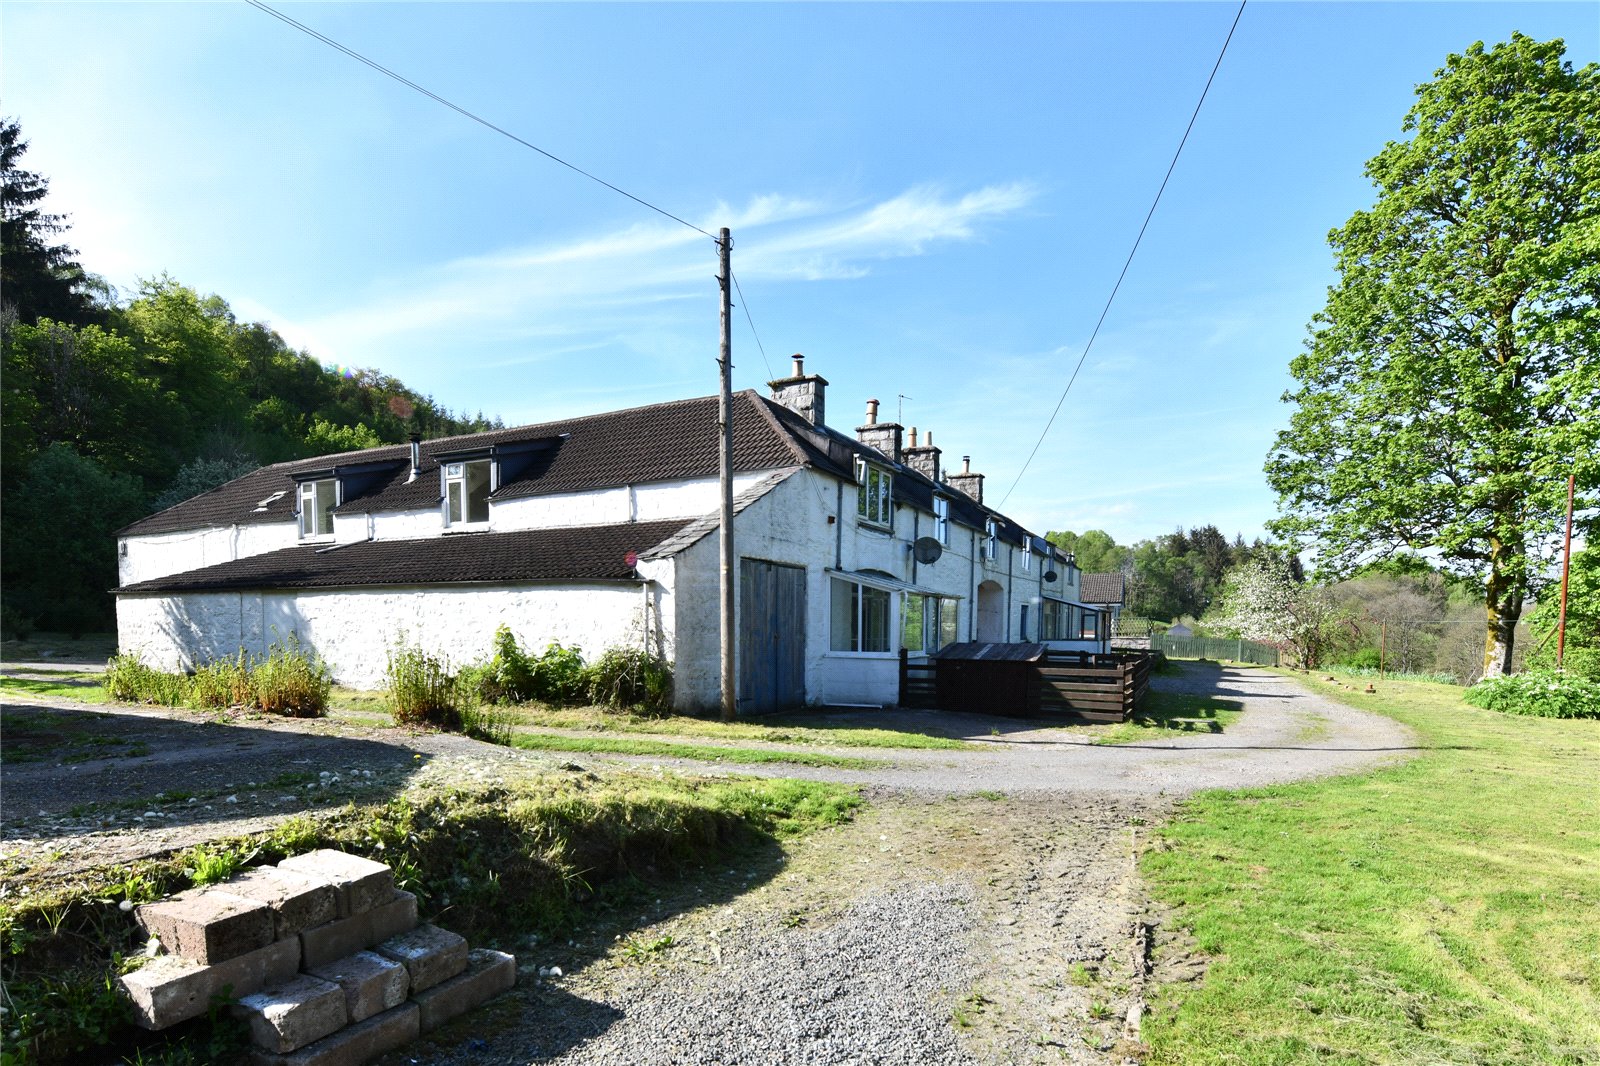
[856, 461, 893, 529]
[1021, 535, 1033, 571]
[444, 458, 493, 527]
[297, 478, 337, 539]
[984, 519, 998, 561]
[900, 592, 958, 655]
[830, 577, 894, 655]
[933, 496, 950, 545]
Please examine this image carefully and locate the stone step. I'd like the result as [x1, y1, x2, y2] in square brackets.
[300, 890, 417, 971]
[307, 950, 410, 1024]
[136, 887, 275, 966]
[375, 923, 468, 994]
[122, 937, 301, 1030]
[278, 850, 395, 919]
[247, 1001, 419, 1066]
[216, 866, 338, 941]
[234, 973, 348, 1054]
[414, 948, 517, 1034]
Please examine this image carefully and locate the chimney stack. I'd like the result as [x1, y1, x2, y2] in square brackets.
[766, 352, 829, 427]
[903, 426, 942, 482]
[947, 454, 984, 503]
[856, 398, 903, 462]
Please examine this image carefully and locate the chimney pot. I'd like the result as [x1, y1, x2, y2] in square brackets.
[962, 455, 971, 473]
[908, 426, 919, 448]
[766, 354, 828, 426]
[408, 434, 422, 482]
[792, 353, 805, 376]
[865, 398, 879, 425]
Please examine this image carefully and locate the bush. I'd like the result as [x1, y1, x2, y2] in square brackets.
[252, 636, 332, 717]
[1464, 669, 1600, 719]
[472, 625, 537, 704]
[189, 651, 254, 708]
[1340, 647, 1383, 670]
[531, 641, 588, 704]
[104, 654, 190, 706]
[586, 647, 674, 715]
[386, 639, 463, 729]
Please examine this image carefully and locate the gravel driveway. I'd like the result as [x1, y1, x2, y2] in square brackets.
[1, 663, 1415, 1064]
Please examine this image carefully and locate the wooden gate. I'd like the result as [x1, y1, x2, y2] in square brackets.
[739, 559, 806, 714]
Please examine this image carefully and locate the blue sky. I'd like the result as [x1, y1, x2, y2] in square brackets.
[5, 2, 1594, 545]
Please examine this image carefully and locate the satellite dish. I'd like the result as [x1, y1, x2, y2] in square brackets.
[1043, 570, 1059, 583]
[912, 537, 943, 565]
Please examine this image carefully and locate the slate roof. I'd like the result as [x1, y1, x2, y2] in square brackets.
[116, 386, 1062, 557]
[117, 520, 691, 594]
[119, 391, 851, 537]
[1079, 573, 1126, 605]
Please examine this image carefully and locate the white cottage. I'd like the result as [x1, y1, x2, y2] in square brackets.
[115, 357, 1108, 713]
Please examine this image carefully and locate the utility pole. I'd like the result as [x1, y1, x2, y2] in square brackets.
[717, 228, 737, 721]
[1557, 471, 1575, 670]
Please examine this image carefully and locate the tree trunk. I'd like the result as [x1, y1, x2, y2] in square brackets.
[1482, 541, 1522, 678]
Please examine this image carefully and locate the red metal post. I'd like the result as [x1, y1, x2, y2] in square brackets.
[1557, 472, 1575, 669]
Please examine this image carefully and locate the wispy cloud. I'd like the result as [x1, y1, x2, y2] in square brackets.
[277, 182, 1036, 368]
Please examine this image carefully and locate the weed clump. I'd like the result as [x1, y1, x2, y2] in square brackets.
[586, 646, 674, 716]
[104, 638, 331, 717]
[385, 639, 464, 730]
[1464, 669, 1600, 719]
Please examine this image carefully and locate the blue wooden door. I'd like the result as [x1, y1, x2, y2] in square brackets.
[739, 559, 806, 714]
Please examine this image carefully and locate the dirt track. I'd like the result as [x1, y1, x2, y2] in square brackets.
[0, 664, 1415, 1064]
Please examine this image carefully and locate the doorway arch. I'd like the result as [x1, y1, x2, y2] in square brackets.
[976, 580, 1005, 642]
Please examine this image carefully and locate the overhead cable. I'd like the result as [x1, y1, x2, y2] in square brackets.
[997, 0, 1248, 508]
[244, 0, 716, 240]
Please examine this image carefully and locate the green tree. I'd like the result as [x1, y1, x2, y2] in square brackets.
[1044, 529, 1129, 574]
[1267, 36, 1600, 678]
[0, 444, 145, 634]
[0, 118, 95, 326]
[1526, 547, 1600, 679]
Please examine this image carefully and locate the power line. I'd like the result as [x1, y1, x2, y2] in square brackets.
[997, 0, 1247, 509]
[730, 272, 776, 383]
[244, 0, 715, 240]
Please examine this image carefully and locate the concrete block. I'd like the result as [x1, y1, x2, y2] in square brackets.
[216, 866, 338, 940]
[375, 923, 467, 994]
[247, 1002, 419, 1066]
[300, 891, 416, 971]
[414, 948, 516, 1033]
[137, 888, 274, 965]
[306, 950, 409, 1024]
[277, 851, 393, 918]
[121, 937, 301, 1030]
[234, 974, 348, 1054]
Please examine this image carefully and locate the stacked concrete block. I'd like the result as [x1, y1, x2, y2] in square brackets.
[120, 849, 516, 1066]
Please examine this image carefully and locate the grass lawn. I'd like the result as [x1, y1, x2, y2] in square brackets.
[1141, 671, 1600, 1065]
[506, 730, 888, 769]
[498, 704, 970, 750]
[0, 672, 112, 705]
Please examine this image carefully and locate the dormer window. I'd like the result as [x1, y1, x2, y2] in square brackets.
[445, 459, 491, 526]
[933, 496, 950, 545]
[298, 479, 336, 538]
[857, 461, 892, 528]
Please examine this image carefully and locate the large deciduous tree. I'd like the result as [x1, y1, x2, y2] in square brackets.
[1267, 35, 1600, 677]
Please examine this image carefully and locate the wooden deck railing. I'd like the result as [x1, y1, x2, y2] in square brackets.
[899, 647, 1155, 721]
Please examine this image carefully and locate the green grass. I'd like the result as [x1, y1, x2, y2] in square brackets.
[507, 730, 888, 769]
[0, 674, 112, 704]
[501, 704, 969, 750]
[1044, 670, 1245, 745]
[1141, 672, 1600, 1065]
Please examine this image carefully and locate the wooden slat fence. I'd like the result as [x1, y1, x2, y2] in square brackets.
[900, 648, 1155, 722]
[897, 650, 939, 709]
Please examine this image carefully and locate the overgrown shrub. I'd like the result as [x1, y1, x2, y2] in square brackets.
[251, 636, 332, 716]
[531, 641, 588, 703]
[586, 647, 674, 715]
[472, 625, 537, 704]
[104, 654, 189, 706]
[189, 651, 254, 708]
[1340, 647, 1383, 670]
[385, 639, 463, 729]
[1464, 669, 1600, 719]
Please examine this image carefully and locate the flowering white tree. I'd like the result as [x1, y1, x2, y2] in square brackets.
[1215, 556, 1346, 669]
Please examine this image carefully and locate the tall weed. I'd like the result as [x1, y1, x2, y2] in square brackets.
[104, 655, 189, 706]
[586, 647, 674, 715]
[251, 636, 332, 717]
[385, 639, 463, 729]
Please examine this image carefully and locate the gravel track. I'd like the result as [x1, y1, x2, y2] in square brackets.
[1, 662, 1415, 1064]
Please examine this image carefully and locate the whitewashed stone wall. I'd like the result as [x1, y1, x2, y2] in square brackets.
[118, 524, 299, 587]
[117, 583, 655, 688]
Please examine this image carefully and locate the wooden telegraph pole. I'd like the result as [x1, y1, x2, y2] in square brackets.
[717, 228, 737, 721]
[1557, 472, 1575, 670]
